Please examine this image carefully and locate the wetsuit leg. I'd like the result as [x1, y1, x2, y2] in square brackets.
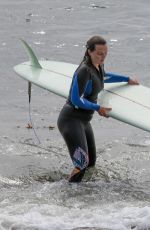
[85, 122, 96, 167]
[57, 117, 89, 182]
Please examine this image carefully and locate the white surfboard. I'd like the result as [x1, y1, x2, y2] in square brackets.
[14, 40, 150, 132]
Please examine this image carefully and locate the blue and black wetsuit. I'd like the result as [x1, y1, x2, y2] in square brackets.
[57, 62, 129, 182]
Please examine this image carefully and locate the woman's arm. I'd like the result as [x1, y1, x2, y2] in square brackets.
[104, 72, 129, 83]
[70, 67, 100, 111]
[104, 72, 139, 85]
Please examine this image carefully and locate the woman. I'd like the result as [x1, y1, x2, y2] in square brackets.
[57, 36, 139, 182]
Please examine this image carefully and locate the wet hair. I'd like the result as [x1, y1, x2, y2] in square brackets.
[82, 35, 107, 66]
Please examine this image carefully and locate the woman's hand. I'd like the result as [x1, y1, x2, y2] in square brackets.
[128, 78, 139, 85]
[98, 107, 112, 118]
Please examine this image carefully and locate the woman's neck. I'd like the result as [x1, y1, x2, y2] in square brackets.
[92, 62, 100, 71]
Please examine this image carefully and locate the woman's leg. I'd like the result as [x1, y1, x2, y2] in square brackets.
[57, 117, 89, 182]
[85, 122, 96, 167]
[82, 122, 96, 181]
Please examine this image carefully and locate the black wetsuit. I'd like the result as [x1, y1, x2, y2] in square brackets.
[57, 61, 129, 182]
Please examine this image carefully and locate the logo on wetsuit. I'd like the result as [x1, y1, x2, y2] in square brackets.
[72, 147, 89, 170]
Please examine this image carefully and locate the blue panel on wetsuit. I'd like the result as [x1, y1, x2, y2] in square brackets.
[84, 80, 92, 97]
[72, 147, 89, 170]
[104, 72, 129, 83]
[71, 74, 100, 111]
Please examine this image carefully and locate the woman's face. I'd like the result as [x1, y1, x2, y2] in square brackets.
[89, 44, 108, 66]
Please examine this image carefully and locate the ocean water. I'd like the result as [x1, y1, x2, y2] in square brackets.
[0, 0, 150, 229]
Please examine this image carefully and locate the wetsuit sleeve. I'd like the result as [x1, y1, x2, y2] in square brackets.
[70, 67, 100, 111]
[104, 72, 129, 83]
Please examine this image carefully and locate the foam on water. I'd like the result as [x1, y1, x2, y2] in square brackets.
[0, 175, 23, 185]
[0, 196, 150, 230]
[33, 41, 44, 45]
[33, 31, 46, 35]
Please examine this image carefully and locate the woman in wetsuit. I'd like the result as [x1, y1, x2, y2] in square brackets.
[57, 36, 139, 182]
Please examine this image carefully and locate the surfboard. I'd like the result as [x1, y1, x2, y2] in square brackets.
[14, 40, 150, 132]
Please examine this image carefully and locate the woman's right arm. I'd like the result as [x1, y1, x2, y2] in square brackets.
[70, 66, 100, 111]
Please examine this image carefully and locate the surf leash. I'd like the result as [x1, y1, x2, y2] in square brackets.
[28, 81, 41, 145]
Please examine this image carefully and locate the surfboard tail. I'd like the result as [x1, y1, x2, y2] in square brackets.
[20, 39, 42, 69]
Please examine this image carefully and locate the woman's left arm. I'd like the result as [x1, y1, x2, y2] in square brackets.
[104, 72, 139, 85]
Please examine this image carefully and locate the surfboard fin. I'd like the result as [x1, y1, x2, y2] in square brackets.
[20, 39, 42, 69]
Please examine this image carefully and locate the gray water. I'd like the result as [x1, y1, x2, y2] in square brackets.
[1, 0, 150, 229]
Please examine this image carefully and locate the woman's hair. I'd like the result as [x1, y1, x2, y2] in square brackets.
[81, 35, 107, 66]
